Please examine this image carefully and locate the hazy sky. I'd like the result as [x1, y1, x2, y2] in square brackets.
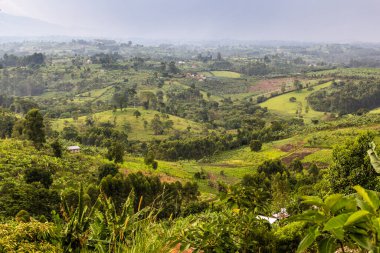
[1, 0, 380, 42]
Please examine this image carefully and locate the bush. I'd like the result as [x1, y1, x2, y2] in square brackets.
[98, 163, 119, 181]
[24, 168, 53, 189]
[15, 210, 31, 222]
[250, 139, 262, 152]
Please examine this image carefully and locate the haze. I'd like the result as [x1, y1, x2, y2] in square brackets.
[1, 0, 380, 42]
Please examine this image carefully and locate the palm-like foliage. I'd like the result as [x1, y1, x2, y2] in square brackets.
[368, 141, 380, 173]
[61, 184, 100, 252]
[295, 185, 380, 253]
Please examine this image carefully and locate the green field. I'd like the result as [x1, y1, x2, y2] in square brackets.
[260, 81, 332, 122]
[201, 71, 242, 78]
[370, 107, 380, 114]
[51, 108, 204, 141]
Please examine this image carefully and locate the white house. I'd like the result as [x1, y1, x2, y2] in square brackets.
[67, 146, 80, 153]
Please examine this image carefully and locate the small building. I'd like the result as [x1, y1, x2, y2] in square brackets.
[67, 146, 81, 153]
[257, 208, 290, 225]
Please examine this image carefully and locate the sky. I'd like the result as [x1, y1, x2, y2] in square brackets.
[0, 0, 380, 42]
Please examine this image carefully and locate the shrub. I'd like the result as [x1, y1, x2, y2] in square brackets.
[15, 210, 30, 223]
[250, 139, 262, 152]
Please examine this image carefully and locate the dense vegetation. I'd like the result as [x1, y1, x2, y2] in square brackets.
[308, 80, 380, 114]
[1, 40, 380, 252]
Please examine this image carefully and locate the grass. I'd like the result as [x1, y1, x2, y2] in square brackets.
[51, 108, 204, 141]
[201, 71, 242, 79]
[370, 107, 380, 114]
[260, 81, 332, 123]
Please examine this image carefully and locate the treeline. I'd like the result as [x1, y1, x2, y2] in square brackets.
[151, 118, 300, 161]
[308, 80, 380, 114]
[0, 53, 45, 67]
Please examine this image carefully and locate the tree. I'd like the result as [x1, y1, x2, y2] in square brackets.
[133, 110, 141, 119]
[293, 79, 303, 91]
[308, 163, 319, 178]
[62, 125, 79, 141]
[328, 132, 379, 194]
[24, 109, 45, 148]
[98, 163, 119, 181]
[151, 114, 164, 135]
[51, 139, 63, 158]
[249, 140, 262, 152]
[216, 52, 222, 61]
[289, 158, 303, 173]
[257, 159, 287, 177]
[168, 61, 179, 74]
[24, 167, 53, 189]
[144, 151, 156, 169]
[106, 142, 125, 163]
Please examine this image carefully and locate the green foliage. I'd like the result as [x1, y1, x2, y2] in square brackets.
[24, 108, 46, 148]
[249, 139, 262, 152]
[24, 167, 53, 188]
[274, 221, 306, 252]
[328, 132, 379, 193]
[257, 159, 287, 177]
[289, 158, 303, 173]
[180, 210, 274, 253]
[224, 173, 271, 213]
[15, 210, 31, 222]
[0, 220, 60, 252]
[51, 139, 63, 158]
[308, 80, 380, 114]
[98, 162, 119, 181]
[61, 184, 99, 253]
[368, 141, 380, 173]
[106, 141, 125, 163]
[294, 185, 380, 252]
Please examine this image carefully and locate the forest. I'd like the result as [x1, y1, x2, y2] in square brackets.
[0, 39, 380, 252]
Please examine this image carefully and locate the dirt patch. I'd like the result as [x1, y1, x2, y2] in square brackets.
[279, 141, 304, 152]
[303, 162, 329, 169]
[279, 144, 296, 152]
[249, 78, 294, 93]
[281, 148, 320, 165]
[159, 174, 181, 183]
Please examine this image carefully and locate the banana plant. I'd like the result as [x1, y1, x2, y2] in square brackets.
[90, 190, 156, 252]
[295, 185, 380, 253]
[368, 142, 380, 173]
[61, 184, 100, 253]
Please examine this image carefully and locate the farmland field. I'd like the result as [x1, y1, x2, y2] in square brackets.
[202, 71, 242, 78]
[260, 81, 332, 122]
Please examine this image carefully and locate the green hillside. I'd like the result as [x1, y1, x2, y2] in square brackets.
[51, 108, 205, 141]
[260, 81, 332, 122]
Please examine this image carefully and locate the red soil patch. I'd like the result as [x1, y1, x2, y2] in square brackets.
[279, 144, 296, 152]
[249, 78, 294, 93]
[281, 148, 320, 165]
[279, 141, 304, 152]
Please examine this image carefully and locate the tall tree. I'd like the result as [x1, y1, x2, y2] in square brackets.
[24, 109, 45, 148]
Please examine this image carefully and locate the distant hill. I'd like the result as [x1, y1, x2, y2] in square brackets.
[0, 11, 66, 36]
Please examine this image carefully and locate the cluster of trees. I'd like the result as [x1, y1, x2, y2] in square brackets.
[308, 80, 380, 114]
[152, 134, 238, 161]
[1, 53, 45, 67]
